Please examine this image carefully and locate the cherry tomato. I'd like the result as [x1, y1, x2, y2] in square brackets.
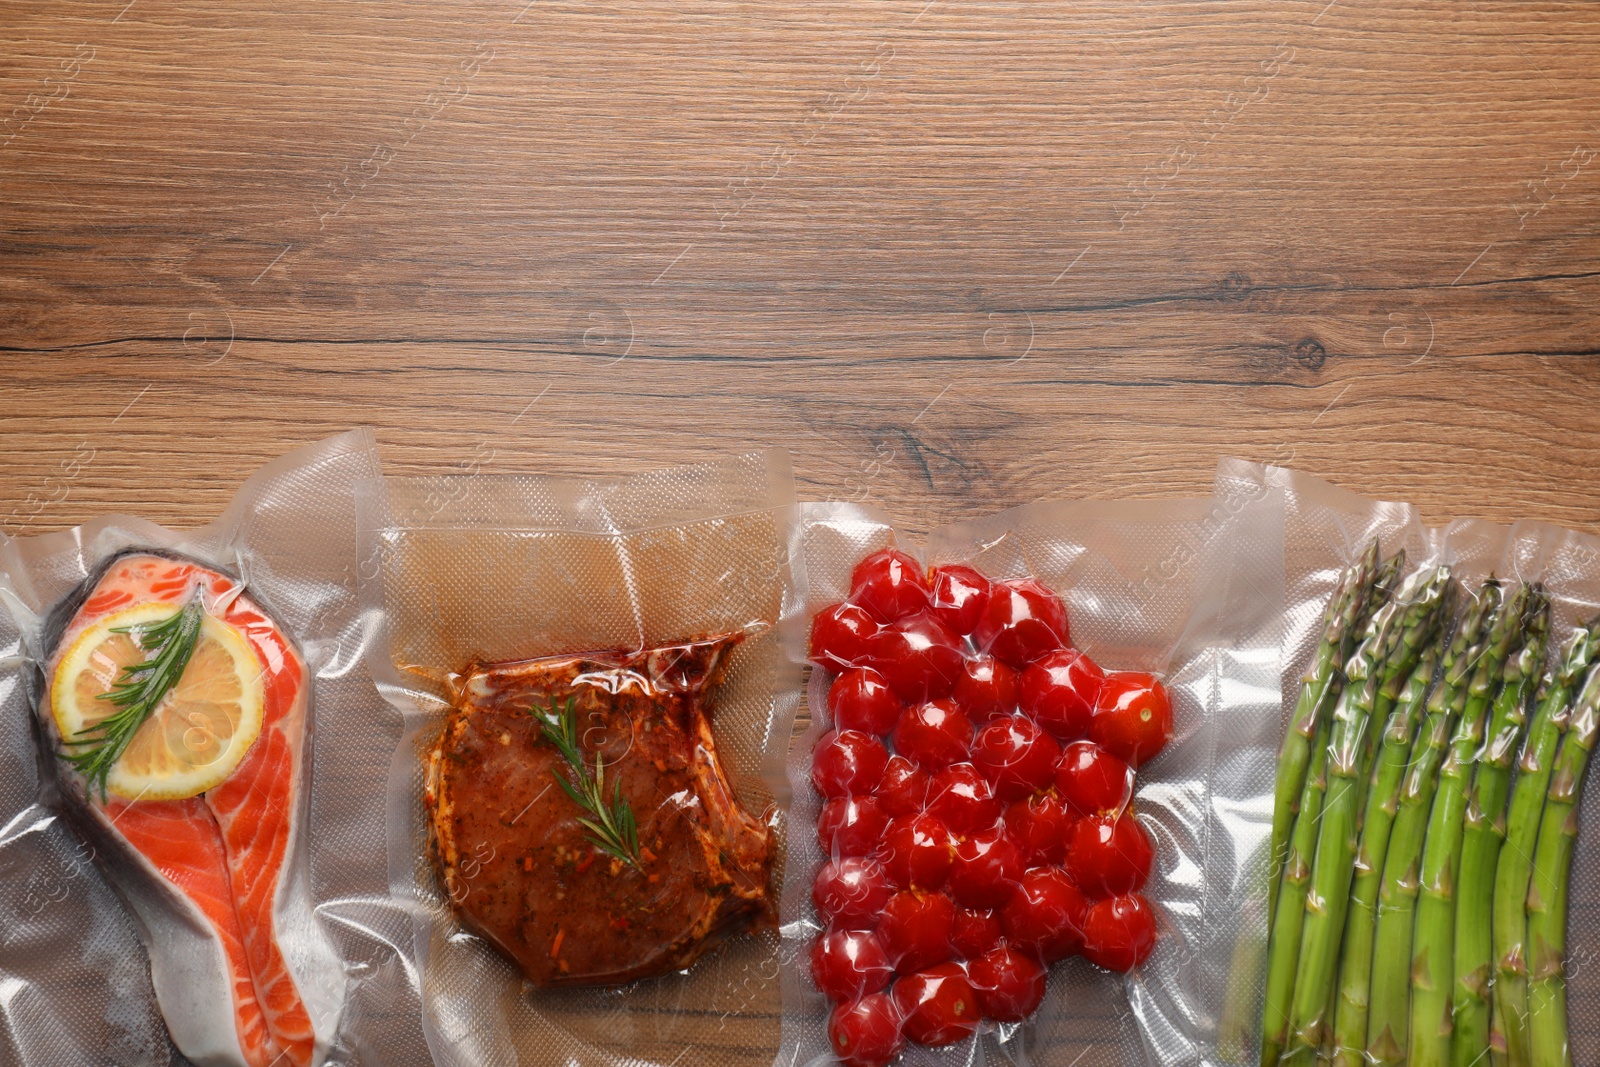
[878, 890, 956, 973]
[811, 602, 880, 670]
[928, 564, 991, 636]
[819, 796, 891, 859]
[951, 654, 1020, 722]
[814, 857, 893, 929]
[891, 963, 981, 1046]
[974, 578, 1070, 668]
[970, 716, 1061, 801]
[924, 763, 1002, 836]
[948, 825, 1025, 910]
[1020, 648, 1105, 741]
[880, 812, 956, 890]
[1091, 672, 1174, 767]
[812, 730, 891, 799]
[891, 699, 974, 770]
[829, 666, 904, 736]
[966, 945, 1047, 1022]
[1065, 813, 1154, 899]
[828, 993, 905, 1067]
[1081, 893, 1159, 972]
[811, 928, 895, 1002]
[851, 547, 931, 623]
[867, 615, 966, 702]
[1000, 867, 1088, 963]
[876, 755, 930, 818]
[1004, 792, 1077, 867]
[1054, 740, 1134, 815]
[950, 906, 1002, 959]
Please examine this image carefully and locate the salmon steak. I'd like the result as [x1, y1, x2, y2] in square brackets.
[425, 633, 776, 987]
[38, 551, 343, 1067]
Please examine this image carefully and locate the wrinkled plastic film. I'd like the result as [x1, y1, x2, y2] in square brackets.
[778, 487, 1288, 1067]
[0, 554, 181, 1066]
[357, 450, 802, 1067]
[0, 430, 432, 1067]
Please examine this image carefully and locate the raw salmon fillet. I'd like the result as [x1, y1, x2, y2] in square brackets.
[425, 634, 776, 987]
[40, 552, 343, 1067]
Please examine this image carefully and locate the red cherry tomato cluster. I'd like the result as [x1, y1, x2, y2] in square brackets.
[809, 549, 1172, 1066]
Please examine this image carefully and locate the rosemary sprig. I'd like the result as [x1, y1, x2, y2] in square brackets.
[61, 595, 204, 801]
[532, 696, 643, 870]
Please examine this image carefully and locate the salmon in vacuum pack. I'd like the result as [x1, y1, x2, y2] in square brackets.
[0, 430, 433, 1066]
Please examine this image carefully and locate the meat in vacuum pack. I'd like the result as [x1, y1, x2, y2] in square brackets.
[425, 633, 776, 987]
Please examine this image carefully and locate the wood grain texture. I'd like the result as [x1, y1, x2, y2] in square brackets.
[3, 0, 1599, 543]
[1, 0, 1598, 1063]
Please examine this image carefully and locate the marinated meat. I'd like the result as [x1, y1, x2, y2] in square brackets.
[425, 633, 775, 987]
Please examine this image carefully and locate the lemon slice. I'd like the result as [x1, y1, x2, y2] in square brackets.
[51, 602, 267, 800]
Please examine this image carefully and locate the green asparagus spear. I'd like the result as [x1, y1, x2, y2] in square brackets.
[1490, 617, 1600, 1067]
[1263, 712, 1337, 1067]
[1328, 629, 1447, 1067]
[1360, 574, 1450, 771]
[1270, 541, 1384, 928]
[1319, 990, 1337, 1067]
[1526, 662, 1600, 1067]
[1366, 582, 1500, 1066]
[1285, 565, 1453, 1062]
[1452, 588, 1550, 1067]
[1262, 554, 1404, 1067]
[1219, 900, 1270, 1063]
[1408, 584, 1532, 1067]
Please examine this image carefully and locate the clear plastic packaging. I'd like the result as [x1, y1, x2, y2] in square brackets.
[780, 486, 1287, 1067]
[0, 430, 437, 1067]
[1214, 459, 1600, 1067]
[10, 438, 1595, 1067]
[355, 449, 803, 1067]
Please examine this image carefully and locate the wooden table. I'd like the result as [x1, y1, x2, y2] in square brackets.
[4, 0, 1598, 540]
[2, 2, 1598, 1065]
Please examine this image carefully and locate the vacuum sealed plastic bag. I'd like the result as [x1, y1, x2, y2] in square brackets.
[1216, 460, 1600, 1067]
[357, 450, 802, 1067]
[0, 430, 434, 1067]
[780, 486, 1286, 1067]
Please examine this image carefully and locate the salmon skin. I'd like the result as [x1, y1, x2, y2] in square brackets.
[35, 550, 344, 1067]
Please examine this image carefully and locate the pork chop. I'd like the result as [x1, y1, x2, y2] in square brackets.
[425, 633, 775, 987]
